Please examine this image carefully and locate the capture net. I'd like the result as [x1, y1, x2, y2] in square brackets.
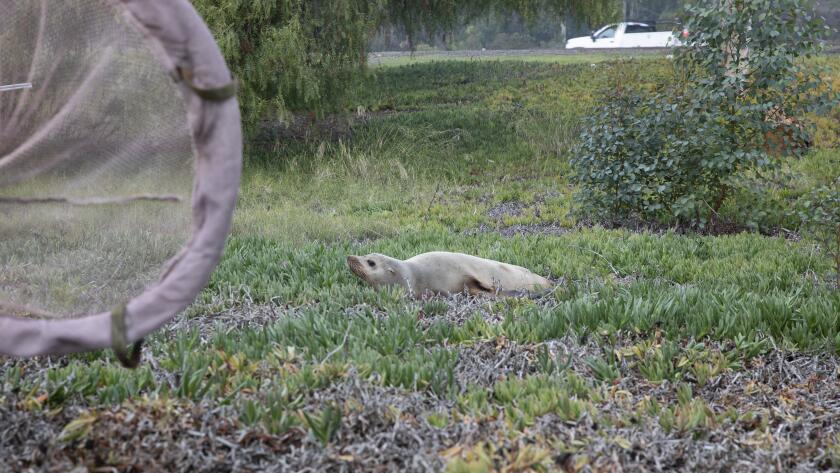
[1, 0, 193, 319]
[0, 0, 241, 358]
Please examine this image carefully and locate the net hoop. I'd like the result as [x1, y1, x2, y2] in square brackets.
[0, 0, 242, 357]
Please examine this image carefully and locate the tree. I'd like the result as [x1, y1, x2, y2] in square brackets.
[622, 0, 684, 21]
[191, 0, 620, 134]
[192, 0, 382, 132]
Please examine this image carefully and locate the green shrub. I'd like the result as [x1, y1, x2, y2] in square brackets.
[797, 179, 840, 288]
[572, 0, 835, 230]
[572, 87, 764, 225]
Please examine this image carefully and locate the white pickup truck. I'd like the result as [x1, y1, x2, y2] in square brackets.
[565, 22, 687, 49]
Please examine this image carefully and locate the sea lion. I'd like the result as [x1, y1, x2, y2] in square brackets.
[346, 251, 553, 298]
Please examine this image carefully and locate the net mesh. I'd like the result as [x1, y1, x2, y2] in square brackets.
[1, 0, 195, 319]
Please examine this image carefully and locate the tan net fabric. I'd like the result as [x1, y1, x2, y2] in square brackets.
[0, 0, 194, 319]
[0, 0, 241, 357]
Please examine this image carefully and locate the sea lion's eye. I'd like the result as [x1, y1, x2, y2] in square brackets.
[367, 260, 376, 268]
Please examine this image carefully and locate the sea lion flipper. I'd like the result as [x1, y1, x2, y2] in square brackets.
[465, 276, 495, 295]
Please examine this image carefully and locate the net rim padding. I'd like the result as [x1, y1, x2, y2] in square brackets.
[0, 0, 242, 357]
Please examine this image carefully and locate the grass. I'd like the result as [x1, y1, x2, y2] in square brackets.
[0, 174, 193, 317]
[368, 49, 669, 68]
[2, 52, 840, 471]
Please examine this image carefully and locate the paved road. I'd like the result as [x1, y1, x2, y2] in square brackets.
[368, 46, 840, 65]
[368, 48, 672, 64]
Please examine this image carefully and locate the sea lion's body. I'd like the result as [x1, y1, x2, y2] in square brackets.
[347, 251, 552, 298]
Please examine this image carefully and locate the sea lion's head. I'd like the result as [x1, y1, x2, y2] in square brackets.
[346, 253, 402, 289]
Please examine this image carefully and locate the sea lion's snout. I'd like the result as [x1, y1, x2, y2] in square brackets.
[346, 255, 365, 279]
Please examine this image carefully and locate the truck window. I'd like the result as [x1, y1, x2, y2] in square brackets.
[625, 24, 655, 34]
[596, 25, 617, 39]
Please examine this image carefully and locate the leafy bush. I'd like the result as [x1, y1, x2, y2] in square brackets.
[797, 179, 840, 288]
[572, 86, 772, 225]
[572, 0, 835, 229]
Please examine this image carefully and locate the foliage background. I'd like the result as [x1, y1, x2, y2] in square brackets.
[191, 0, 620, 131]
[2, 0, 840, 468]
[571, 0, 836, 230]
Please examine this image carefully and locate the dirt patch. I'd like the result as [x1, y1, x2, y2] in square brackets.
[466, 217, 805, 242]
[485, 201, 527, 220]
[285, 379, 458, 472]
[418, 293, 497, 327]
[252, 107, 426, 148]
[466, 191, 574, 238]
[254, 113, 354, 146]
[165, 302, 302, 341]
[465, 222, 571, 238]
[453, 340, 539, 389]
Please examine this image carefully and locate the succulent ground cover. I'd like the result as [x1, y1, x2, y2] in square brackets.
[2, 52, 839, 472]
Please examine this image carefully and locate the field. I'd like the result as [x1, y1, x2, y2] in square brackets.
[2, 52, 840, 472]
